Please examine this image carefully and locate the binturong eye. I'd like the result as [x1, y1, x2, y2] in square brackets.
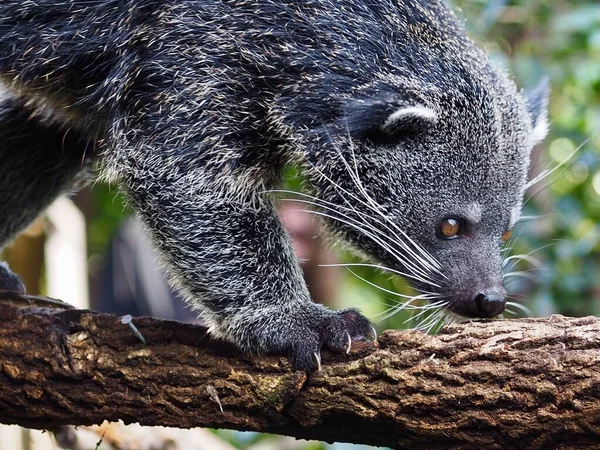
[438, 218, 461, 239]
[502, 230, 513, 242]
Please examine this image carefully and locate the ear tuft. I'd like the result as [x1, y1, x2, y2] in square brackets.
[526, 78, 550, 146]
[381, 106, 437, 134]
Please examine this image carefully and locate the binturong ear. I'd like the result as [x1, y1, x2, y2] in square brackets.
[525, 78, 550, 146]
[343, 98, 437, 142]
[381, 106, 438, 134]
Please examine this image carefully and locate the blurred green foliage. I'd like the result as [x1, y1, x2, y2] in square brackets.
[89, 2, 599, 447]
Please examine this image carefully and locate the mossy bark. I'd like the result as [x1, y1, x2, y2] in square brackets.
[1, 292, 600, 449]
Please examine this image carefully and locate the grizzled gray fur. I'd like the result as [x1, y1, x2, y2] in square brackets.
[0, 0, 548, 370]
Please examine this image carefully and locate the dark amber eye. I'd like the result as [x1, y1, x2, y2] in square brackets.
[502, 230, 513, 242]
[439, 218, 461, 239]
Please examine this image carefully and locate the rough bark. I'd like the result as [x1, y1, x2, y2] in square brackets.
[1, 292, 600, 450]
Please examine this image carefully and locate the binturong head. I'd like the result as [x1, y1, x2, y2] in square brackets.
[311, 74, 550, 320]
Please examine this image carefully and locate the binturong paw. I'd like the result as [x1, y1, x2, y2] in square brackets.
[0, 262, 26, 294]
[289, 308, 376, 372]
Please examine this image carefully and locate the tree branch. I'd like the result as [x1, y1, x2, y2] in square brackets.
[1, 292, 600, 449]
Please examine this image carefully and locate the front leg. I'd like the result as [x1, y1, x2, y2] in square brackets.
[121, 168, 374, 371]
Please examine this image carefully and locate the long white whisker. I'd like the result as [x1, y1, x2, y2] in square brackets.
[504, 268, 553, 289]
[503, 254, 543, 268]
[502, 222, 532, 255]
[339, 142, 446, 275]
[518, 213, 561, 222]
[525, 140, 587, 190]
[321, 262, 441, 289]
[374, 295, 439, 322]
[523, 146, 585, 209]
[503, 242, 556, 273]
[282, 195, 440, 283]
[505, 300, 533, 317]
[417, 307, 449, 334]
[506, 292, 528, 300]
[345, 268, 441, 298]
[300, 208, 441, 286]
[297, 147, 446, 278]
[371, 297, 420, 321]
[405, 300, 448, 324]
[503, 270, 543, 281]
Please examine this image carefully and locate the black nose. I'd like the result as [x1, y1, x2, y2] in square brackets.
[474, 291, 506, 318]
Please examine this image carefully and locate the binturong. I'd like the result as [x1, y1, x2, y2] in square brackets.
[0, 0, 548, 371]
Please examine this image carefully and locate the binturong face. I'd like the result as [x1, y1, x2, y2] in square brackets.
[311, 77, 549, 321]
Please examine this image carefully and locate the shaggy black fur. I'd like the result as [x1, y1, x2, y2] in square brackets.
[0, 0, 547, 370]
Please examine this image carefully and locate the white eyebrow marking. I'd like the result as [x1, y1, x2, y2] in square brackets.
[464, 202, 482, 224]
[382, 106, 437, 131]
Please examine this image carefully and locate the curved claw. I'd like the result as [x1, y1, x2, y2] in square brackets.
[369, 325, 378, 342]
[313, 351, 322, 371]
[345, 331, 352, 354]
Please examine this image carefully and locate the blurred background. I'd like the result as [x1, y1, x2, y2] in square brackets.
[1, 0, 599, 449]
